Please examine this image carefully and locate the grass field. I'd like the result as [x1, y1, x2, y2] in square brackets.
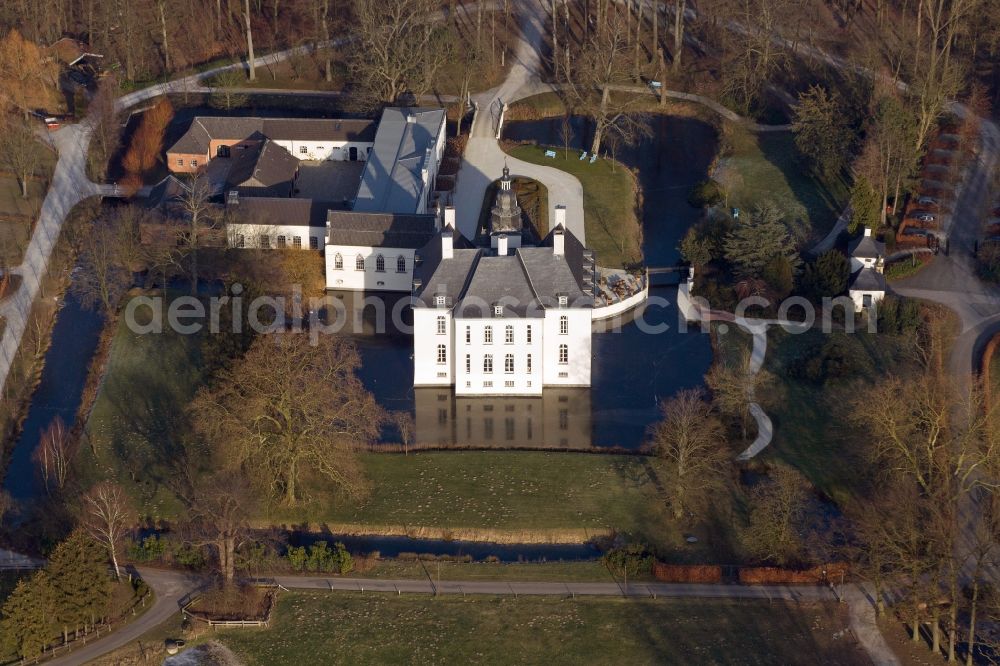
[78, 302, 207, 519]
[718, 125, 849, 245]
[757, 327, 912, 506]
[0, 178, 48, 266]
[269, 450, 670, 541]
[506, 144, 643, 268]
[211, 593, 867, 665]
[360, 560, 625, 582]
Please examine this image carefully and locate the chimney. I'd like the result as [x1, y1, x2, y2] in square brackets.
[227, 190, 239, 205]
[553, 227, 565, 256]
[444, 206, 456, 229]
[554, 205, 566, 230]
[406, 112, 416, 124]
[864, 227, 872, 237]
[497, 234, 508, 257]
[442, 227, 454, 260]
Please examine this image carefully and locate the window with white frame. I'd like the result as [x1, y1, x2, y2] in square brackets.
[355, 255, 365, 271]
[435, 295, 446, 307]
[396, 255, 406, 273]
[504, 354, 514, 373]
[558, 344, 568, 364]
[493, 305, 503, 317]
[436, 344, 447, 364]
[465, 326, 471, 343]
[526, 326, 532, 343]
[465, 354, 470, 373]
[526, 353, 532, 373]
[559, 315, 568, 335]
[558, 295, 568, 306]
[277, 235, 286, 248]
[309, 236, 319, 250]
[234, 234, 245, 248]
[436, 316, 446, 334]
[176, 158, 184, 166]
[376, 254, 385, 272]
[334, 253, 343, 269]
[484, 326, 493, 344]
[293, 236, 302, 249]
[483, 354, 493, 373]
[299, 146, 308, 154]
[190, 159, 198, 167]
[259, 235, 270, 249]
[505, 325, 514, 344]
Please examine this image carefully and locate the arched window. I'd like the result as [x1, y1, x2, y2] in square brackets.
[559, 315, 568, 335]
[397, 255, 406, 273]
[375, 254, 385, 272]
[436, 344, 447, 364]
[355, 255, 365, 271]
[334, 253, 343, 270]
[558, 344, 568, 364]
[483, 354, 493, 373]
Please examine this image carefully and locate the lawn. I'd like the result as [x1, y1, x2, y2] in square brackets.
[506, 143, 643, 269]
[269, 450, 671, 543]
[213, 593, 868, 665]
[78, 301, 208, 519]
[718, 124, 849, 245]
[360, 560, 624, 583]
[757, 327, 913, 507]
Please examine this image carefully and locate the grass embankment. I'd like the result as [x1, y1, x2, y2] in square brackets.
[82, 304, 672, 544]
[205, 593, 867, 665]
[360, 560, 622, 582]
[884, 254, 932, 281]
[0, 178, 51, 266]
[717, 124, 849, 244]
[505, 144, 643, 269]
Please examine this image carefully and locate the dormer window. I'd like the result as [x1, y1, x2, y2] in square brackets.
[434, 295, 446, 307]
[558, 295, 568, 307]
[494, 305, 503, 317]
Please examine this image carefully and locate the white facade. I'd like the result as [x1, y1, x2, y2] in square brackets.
[414, 306, 591, 396]
[324, 245, 418, 291]
[849, 287, 885, 312]
[270, 139, 373, 162]
[227, 223, 326, 250]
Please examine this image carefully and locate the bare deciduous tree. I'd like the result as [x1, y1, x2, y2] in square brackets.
[81, 481, 134, 580]
[188, 472, 255, 587]
[33, 416, 74, 495]
[0, 117, 43, 199]
[190, 333, 384, 505]
[741, 464, 810, 565]
[649, 388, 728, 519]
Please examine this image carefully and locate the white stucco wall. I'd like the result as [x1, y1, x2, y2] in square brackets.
[453, 317, 544, 396]
[413, 308, 453, 386]
[227, 223, 326, 250]
[271, 139, 374, 162]
[541, 308, 591, 387]
[324, 245, 417, 291]
[849, 288, 885, 312]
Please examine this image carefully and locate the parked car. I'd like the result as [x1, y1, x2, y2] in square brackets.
[44, 117, 60, 130]
[915, 213, 936, 223]
[917, 196, 938, 206]
[903, 227, 928, 237]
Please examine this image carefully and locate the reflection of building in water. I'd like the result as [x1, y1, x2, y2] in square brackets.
[325, 289, 413, 336]
[414, 388, 593, 449]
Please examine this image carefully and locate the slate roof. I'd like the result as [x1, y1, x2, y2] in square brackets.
[325, 211, 438, 249]
[145, 175, 189, 210]
[848, 267, 887, 292]
[848, 233, 886, 259]
[413, 225, 594, 315]
[226, 140, 299, 195]
[167, 117, 377, 156]
[353, 108, 446, 214]
[231, 197, 330, 228]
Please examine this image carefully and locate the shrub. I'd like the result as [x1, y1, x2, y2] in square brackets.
[286, 541, 353, 574]
[688, 179, 722, 208]
[127, 535, 166, 562]
[602, 544, 654, 579]
[799, 250, 849, 300]
[877, 295, 922, 335]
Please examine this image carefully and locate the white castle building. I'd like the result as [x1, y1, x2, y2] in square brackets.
[411, 169, 596, 396]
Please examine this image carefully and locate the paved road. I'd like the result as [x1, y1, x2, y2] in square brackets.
[47, 568, 201, 666]
[452, 0, 587, 242]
